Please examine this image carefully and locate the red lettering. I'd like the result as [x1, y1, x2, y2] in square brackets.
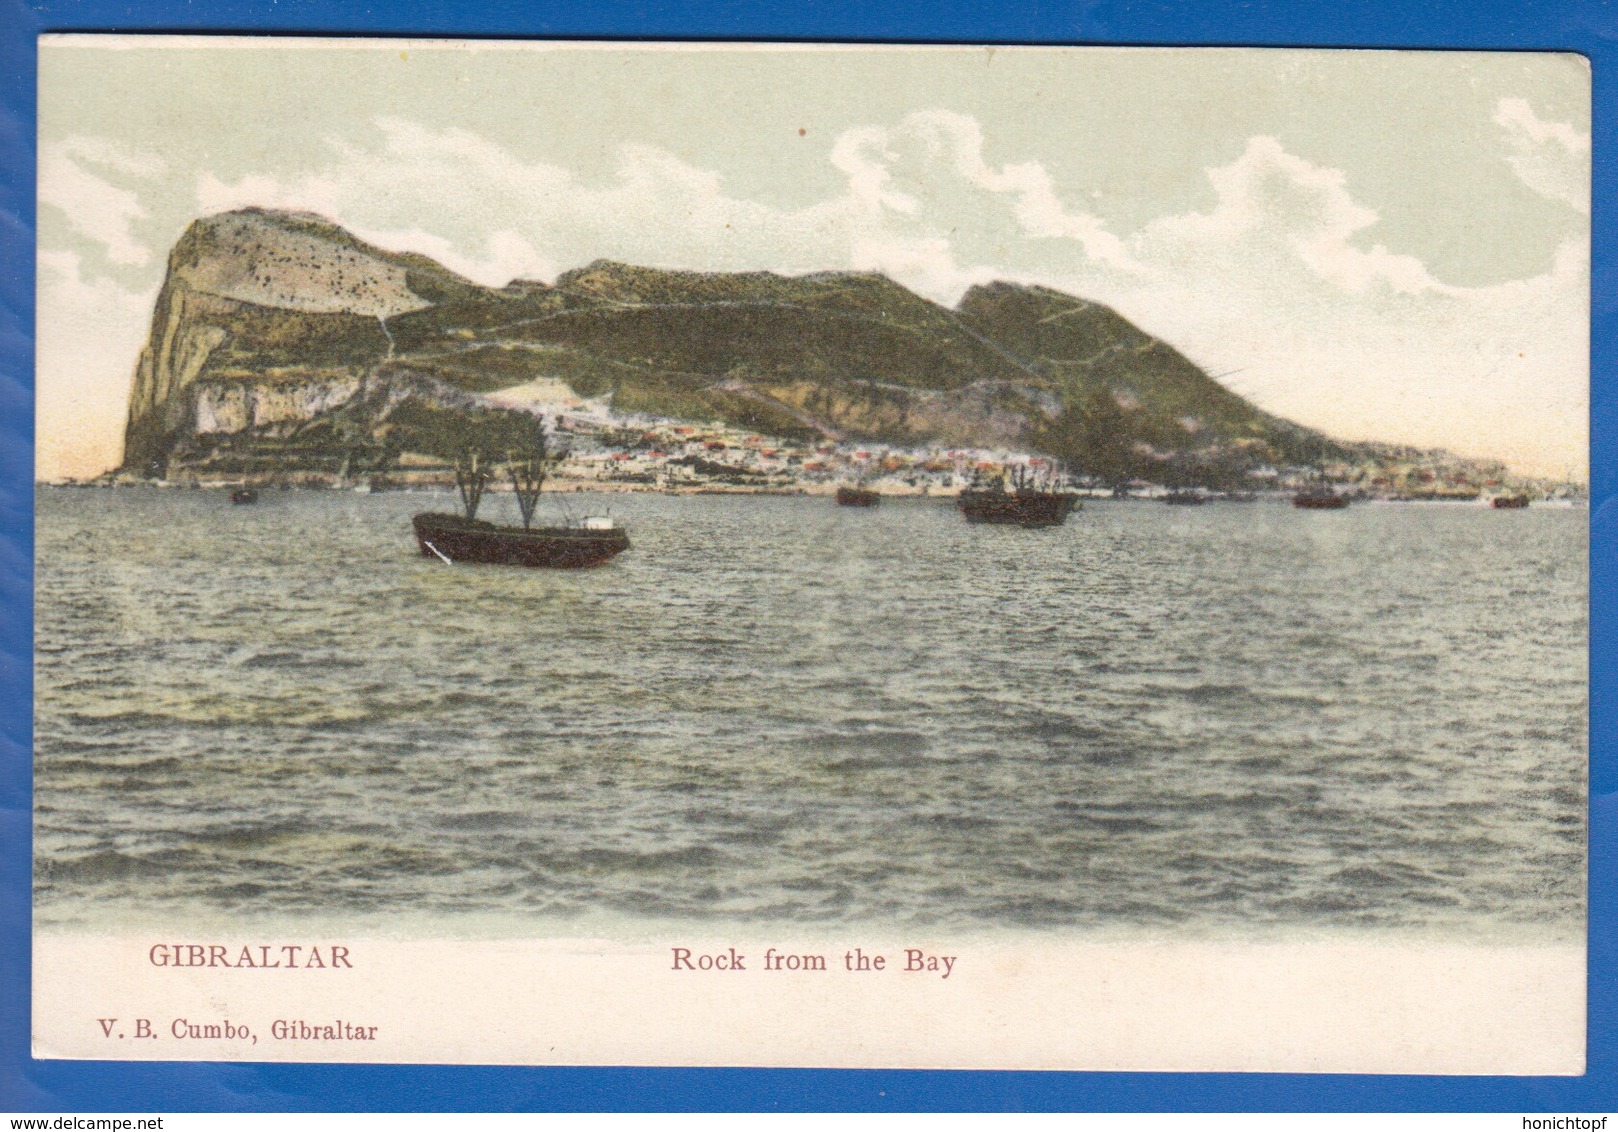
[671, 947, 745, 971]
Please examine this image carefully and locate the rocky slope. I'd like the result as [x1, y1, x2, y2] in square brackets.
[121, 207, 1339, 483]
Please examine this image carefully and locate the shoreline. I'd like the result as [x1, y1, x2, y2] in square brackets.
[35, 479, 1588, 505]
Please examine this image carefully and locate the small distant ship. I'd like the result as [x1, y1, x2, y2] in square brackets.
[1491, 493, 1531, 509]
[1162, 490, 1205, 506]
[412, 442, 628, 569]
[958, 465, 1077, 528]
[835, 485, 881, 507]
[1293, 484, 1349, 510]
[228, 488, 258, 505]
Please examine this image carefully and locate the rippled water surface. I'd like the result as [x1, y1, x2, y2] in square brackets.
[34, 487, 1586, 938]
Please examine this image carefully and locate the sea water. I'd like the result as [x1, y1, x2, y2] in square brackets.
[33, 487, 1586, 940]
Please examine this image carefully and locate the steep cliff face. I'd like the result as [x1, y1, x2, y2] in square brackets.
[191, 371, 367, 436]
[121, 208, 1339, 482]
[123, 283, 232, 476]
[120, 209, 478, 477]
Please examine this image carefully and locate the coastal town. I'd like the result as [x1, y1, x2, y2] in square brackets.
[69, 407, 1583, 504]
[61, 208, 1582, 508]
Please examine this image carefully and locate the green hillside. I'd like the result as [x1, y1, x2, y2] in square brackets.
[121, 209, 1343, 483]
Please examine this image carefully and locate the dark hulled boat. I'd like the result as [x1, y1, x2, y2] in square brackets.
[412, 437, 628, 569]
[958, 463, 1078, 528]
[835, 486, 881, 507]
[229, 488, 258, 505]
[1162, 490, 1205, 506]
[1491, 493, 1531, 509]
[1293, 454, 1349, 508]
[413, 512, 628, 568]
[1293, 485, 1349, 509]
[958, 486, 1077, 528]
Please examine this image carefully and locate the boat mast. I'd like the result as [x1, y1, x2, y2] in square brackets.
[456, 450, 490, 520]
[507, 456, 546, 530]
[506, 422, 563, 531]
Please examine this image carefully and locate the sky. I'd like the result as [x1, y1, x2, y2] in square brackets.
[36, 38, 1591, 480]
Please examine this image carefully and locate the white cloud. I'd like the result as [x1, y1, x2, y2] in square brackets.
[38, 136, 164, 266]
[797, 119, 1586, 474]
[1065, 139, 1587, 477]
[191, 113, 1139, 303]
[197, 171, 345, 222]
[1139, 137, 1442, 296]
[36, 249, 155, 479]
[899, 110, 1138, 269]
[336, 225, 556, 289]
[1495, 97, 1590, 213]
[813, 111, 1141, 296]
[35, 108, 1587, 480]
[847, 234, 997, 302]
[194, 119, 801, 284]
[57, 136, 165, 179]
[830, 125, 922, 215]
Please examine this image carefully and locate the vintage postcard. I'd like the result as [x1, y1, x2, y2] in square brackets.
[32, 37, 1588, 1072]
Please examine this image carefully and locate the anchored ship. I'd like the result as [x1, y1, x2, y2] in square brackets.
[1293, 483, 1349, 510]
[412, 442, 628, 569]
[958, 464, 1077, 528]
[1162, 490, 1206, 506]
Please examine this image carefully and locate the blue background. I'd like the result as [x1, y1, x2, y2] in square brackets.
[1, 0, 1613, 1112]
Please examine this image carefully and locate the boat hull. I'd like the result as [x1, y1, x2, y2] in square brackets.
[1293, 493, 1349, 510]
[958, 490, 1076, 528]
[1492, 494, 1530, 509]
[835, 487, 880, 507]
[412, 513, 629, 568]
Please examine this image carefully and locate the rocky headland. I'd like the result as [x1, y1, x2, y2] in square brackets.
[111, 207, 1536, 497]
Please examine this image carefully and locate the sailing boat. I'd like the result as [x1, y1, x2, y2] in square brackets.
[958, 462, 1078, 528]
[1293, 443, 1349, 509]
[411, 439, 629, 568]
[1292, 479, 1349, 509]
[835, 469, 881, 507]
